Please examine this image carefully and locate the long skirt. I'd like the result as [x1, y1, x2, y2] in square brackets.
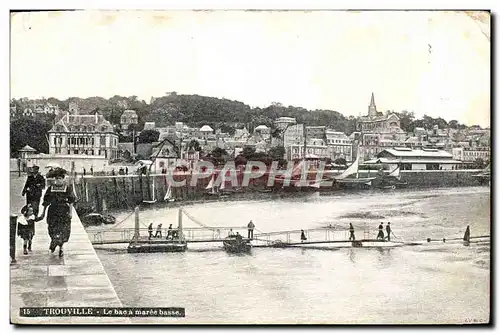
[377, 231, 385, 239]
[47, 204, 72, 246]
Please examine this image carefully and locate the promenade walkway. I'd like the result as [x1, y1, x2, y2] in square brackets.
[10, 176, 130, 324]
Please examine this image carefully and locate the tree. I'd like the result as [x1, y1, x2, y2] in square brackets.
[138, 130, 160, 143]
[219, 123, 236, 136]
[449, 120, 459, 129]
[472, 158, 486, 169]
[268, 146, 285, 160]
[187, 139, 201, 152]
[10, 118, 53, 156]
[127, 123, 143, 133]
[209, 147, 229, 165]
[210, 147, 228, 158]
[241, 146, 256, 159]
[333, 157, 347, 166]
[234, 154, 248, 166]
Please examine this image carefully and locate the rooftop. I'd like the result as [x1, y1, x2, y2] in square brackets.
[49, 114, 114, 133]
[365, 157, 463, 164]
[379, 148, 453, 158]
[199, 125, 214, 132]
[19, 145, 37, 152]
[121, 109, 138, 116]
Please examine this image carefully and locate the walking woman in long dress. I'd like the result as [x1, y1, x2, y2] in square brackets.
[38, 167, 76, 257]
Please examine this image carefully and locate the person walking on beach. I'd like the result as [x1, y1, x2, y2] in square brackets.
[377, 223, 385, 240]
[148, 223, 153, 239]
[247, 220, 255, 239]
[22, 166, 45, 216]
[155, 224, 163, 238]
[38, 167, 76, 257]
[349, 223, 355, 241]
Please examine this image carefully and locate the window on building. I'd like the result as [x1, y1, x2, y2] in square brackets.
[74, 149, 79, 154]
[67, 149, 70, 154]
[91, 138, 95, 146]
[426, 163, 439, 171]
[100, 136, 106, 146]
[400, 163, 412, 170]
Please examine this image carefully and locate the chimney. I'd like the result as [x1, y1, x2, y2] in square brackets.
[66, 111, 69, 122]
[95, 112, 98, 124]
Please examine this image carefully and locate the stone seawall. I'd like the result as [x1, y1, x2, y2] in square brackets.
[73, 169, 487, 212]
[400, 170, 486, 187]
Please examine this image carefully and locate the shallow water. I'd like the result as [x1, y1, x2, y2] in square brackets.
[95, 186, 490, 324]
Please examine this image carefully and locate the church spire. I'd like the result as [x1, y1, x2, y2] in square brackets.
[368, 92, 377, 118]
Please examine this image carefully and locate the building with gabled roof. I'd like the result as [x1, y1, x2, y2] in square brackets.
[120, 109, 139, 131]
[48, 110, 119, 160]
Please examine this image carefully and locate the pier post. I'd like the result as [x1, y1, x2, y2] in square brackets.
[139, 174, 144, 203]
[133, 206, 140, 240]
[10, 215, 17, 264]
[84, 179, 89, 203]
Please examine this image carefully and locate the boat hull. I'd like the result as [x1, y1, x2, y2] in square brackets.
[223, 238, 252, 253]
[127, 241, 187, 253]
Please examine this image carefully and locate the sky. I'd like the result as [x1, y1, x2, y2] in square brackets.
[10, 10, 490, 127]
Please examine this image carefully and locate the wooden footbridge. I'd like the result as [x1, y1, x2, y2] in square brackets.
[86, 207, 393, 248]
[86, 207, 489, 250]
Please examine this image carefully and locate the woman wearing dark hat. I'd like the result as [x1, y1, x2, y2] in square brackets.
[38, 167, 76, 257]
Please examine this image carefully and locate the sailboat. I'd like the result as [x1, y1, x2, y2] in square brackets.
[143, 176, 157, 204]
[376, 166, 408, 189]
[127, 207, 188, 253]
[163, 183, 175, 203]
[205, 174, 219, 196]
[332, 154, 376, 189]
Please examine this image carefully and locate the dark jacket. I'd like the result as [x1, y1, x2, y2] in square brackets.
[22, 173, 46, 201]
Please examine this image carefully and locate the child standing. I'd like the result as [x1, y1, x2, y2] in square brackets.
[17, 205, 41, 255]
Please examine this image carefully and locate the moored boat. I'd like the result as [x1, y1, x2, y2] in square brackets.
[223, 235, 252, 253]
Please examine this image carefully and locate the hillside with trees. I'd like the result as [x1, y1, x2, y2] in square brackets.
[10, 92, 477, 157]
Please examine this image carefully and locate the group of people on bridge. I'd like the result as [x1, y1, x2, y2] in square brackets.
[377, 222, 393, 241]
[148, 223, 180, 240]
[226, 220, 256, 240]
[346, 222, 394, 242]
